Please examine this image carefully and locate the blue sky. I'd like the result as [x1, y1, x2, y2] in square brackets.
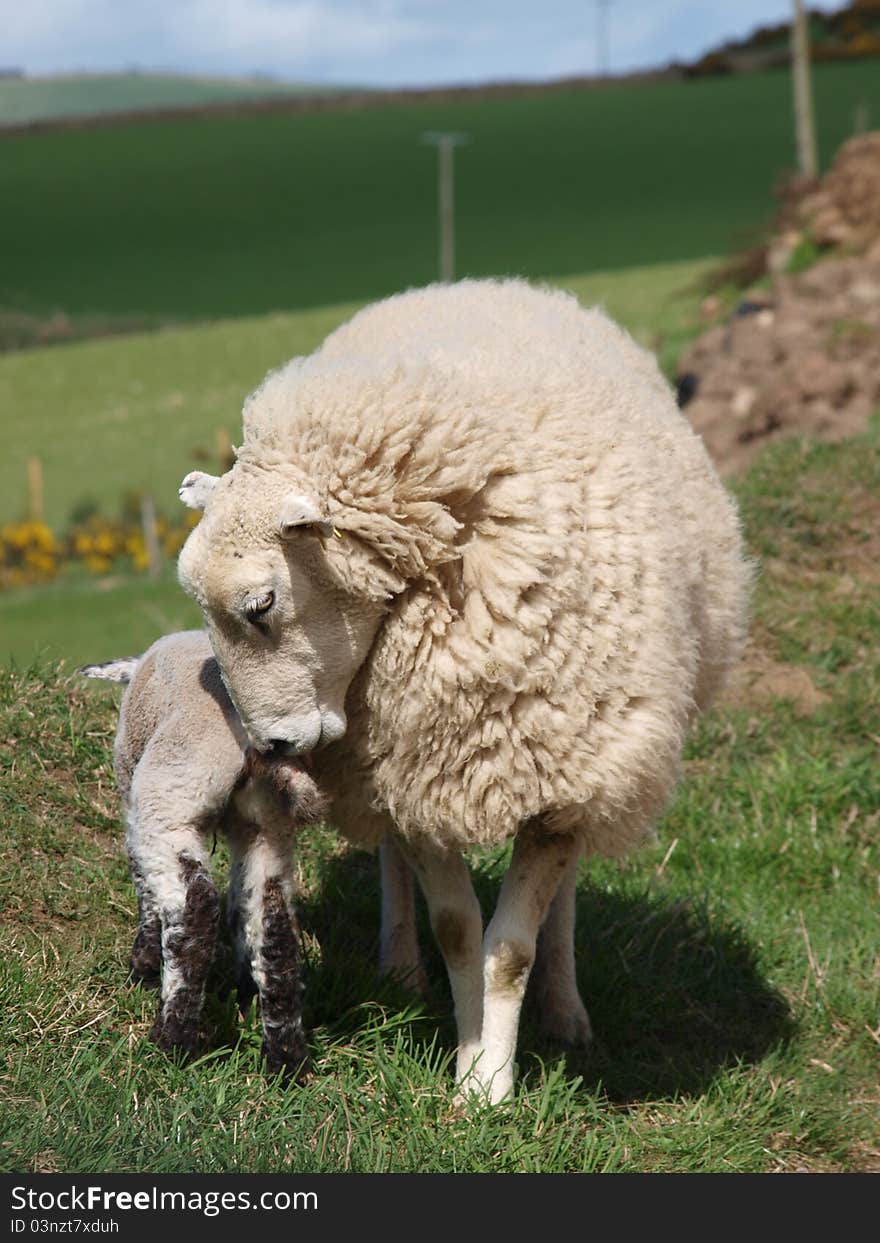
[3, 1, 839, 86]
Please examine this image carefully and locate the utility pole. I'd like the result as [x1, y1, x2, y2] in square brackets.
[421, 131, 469, 282]
[791, 0, 818, 178]
[596, 0, 612, 77]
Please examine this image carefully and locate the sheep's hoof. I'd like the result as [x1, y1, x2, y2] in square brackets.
[539, 1000, 593, 1049]
[379, 959, 429, 997]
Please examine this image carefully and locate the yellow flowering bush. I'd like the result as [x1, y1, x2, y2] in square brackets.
[0, 503, 201, 591]
[0, 521, 61, 589]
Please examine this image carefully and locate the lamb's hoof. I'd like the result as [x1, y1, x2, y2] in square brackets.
[149, 1014, 203, 1060]
[129, 929, 162, 989]
[129, 960, 161, 990]
[262, 1039, 311, 1084]
[539, 1000, 593, 1049]
[234, 969, 258, 1016]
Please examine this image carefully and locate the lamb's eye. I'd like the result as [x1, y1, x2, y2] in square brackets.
[244, 591, 275, 622]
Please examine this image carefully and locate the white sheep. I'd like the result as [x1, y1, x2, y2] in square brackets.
[81, 629, 327, 1078]
[176, 278, 752, 1102]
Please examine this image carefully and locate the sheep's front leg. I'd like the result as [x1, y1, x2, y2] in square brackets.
[398, 838, 484, 1085]
[534, 851, 592, 1047]
[477, 828, 583, 1103]
[378, 837, 427, 993]
[227, 818, 309, 1081]
[127, 814, 221, 1058]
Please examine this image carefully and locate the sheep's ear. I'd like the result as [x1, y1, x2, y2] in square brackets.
[179, 471, 219, 510]
[278, 492, 335, 539]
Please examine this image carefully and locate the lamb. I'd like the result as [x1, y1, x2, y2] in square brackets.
[176, 277, 752, 1103]
[81, 629, 328, 1078]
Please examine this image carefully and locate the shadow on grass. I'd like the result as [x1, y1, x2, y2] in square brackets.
[525, 885, 794, 1104]
[294, 848, 793, 1105]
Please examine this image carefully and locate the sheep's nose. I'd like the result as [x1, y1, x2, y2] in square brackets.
[266, 738, 297, 758]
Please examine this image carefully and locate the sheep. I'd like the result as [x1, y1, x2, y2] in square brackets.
[81, 629, 328, 1078]
[175, 277, 751, 1103]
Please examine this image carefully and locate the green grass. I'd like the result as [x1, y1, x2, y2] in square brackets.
[0, 566, 201, 672]
[2, 62, 880, 321]
[0, 73, 342, 127]
[1, 421, 878, 1173]
[0, 258, 711, 540]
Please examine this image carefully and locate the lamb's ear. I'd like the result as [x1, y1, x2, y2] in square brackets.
[179, 471, 220, 510]
[278, 492, 335, 538]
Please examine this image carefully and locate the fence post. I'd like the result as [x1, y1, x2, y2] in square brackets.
[791, 0, 818, 178]
[140, 494, 162, 581]
[27, 457, 44, 523]
[215, 426, 233, 471]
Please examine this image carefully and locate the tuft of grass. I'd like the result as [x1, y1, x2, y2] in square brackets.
[2, 419, 879, 1172]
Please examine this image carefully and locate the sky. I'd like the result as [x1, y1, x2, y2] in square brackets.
[2, 1, 841, 87]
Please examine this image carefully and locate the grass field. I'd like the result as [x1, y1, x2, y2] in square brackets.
[0, 73, 340, 127]
[2, 420, 878, 1173]
[2, 62, 879, 321]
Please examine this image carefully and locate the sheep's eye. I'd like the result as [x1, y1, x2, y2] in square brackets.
[244, 591, 274, 622]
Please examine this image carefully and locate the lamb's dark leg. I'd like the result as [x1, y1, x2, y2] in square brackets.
[127, 856, 162, 989]
[128, 811, 220, 1058]
[227, 812, 309, 1081]
[226, 843, 257, 1012]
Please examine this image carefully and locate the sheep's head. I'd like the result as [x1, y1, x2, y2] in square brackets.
[177, 462, 397, 756]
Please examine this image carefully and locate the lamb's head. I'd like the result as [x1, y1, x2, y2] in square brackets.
[177, 463, 397, 756]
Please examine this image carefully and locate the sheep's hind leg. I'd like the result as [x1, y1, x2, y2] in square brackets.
[477, 827, 583, 1104]
[398, 839, 484, 1087]
[228, 818, 309, 1081]
[533, 852, 592, 1048]
[378, 836, 427, 994]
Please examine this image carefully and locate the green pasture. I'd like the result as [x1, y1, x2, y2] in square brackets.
[2, 62, 879, 321]
[1, 422, 878, 1172]
[0, 73, 339, 127]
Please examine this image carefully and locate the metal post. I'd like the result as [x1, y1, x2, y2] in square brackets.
[421, 131, 469, 283]
[596, 0, 612, 77]
[792, 0, 818, 178]
[438, 136, 455, 282]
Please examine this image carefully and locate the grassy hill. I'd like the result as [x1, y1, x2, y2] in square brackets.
[0, 72, 340, 127]
[2, 61, 879, 323]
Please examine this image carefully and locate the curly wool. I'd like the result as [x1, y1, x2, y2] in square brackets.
[232, 278, 751, 856]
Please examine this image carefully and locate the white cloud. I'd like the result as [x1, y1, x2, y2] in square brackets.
[169, 1, 442, 70]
